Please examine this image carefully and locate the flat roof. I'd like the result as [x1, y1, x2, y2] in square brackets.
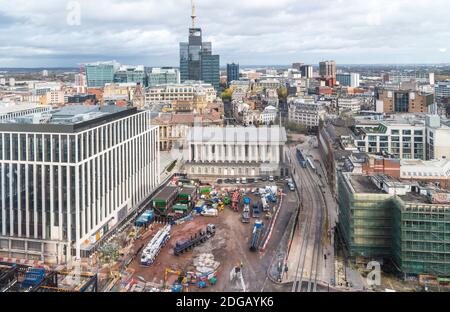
[399, 192, 430, 204]
[153, 185, 178, 201]
[0, 105, 138, 133]
[349, 175, 385, 194]
[0, 103, 48, 115]
[188, 126, 287, 144]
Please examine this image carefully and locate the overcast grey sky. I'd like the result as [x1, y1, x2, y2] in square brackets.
[0, 0, 449, 67]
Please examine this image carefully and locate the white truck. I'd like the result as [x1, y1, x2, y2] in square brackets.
[140, 224, 171, 266]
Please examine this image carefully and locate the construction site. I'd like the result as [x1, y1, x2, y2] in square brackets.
[0, 261, 98, 292]
[69, 175, 298, 292]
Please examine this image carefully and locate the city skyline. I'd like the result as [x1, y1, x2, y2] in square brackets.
[0, 0, 449, 67]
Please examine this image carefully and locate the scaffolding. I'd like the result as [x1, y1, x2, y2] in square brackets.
[392, 198, 450, 277]
[337, 172, 393, 260]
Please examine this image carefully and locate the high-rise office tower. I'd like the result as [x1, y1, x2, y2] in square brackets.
[300, 65, 313, 79]
[227, 63, 239, 84]
[319, 60, 336, 78]
[180, 0, 220, 92]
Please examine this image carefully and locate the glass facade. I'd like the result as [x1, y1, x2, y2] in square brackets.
[85, 64, 115, 88]
[227, 63, 239, 84]
[180, 27, 220, 92]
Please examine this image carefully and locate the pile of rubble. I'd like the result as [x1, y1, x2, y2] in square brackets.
[193, 253, 220, 274]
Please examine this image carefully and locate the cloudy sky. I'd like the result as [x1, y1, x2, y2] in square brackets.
[0, 0, 449, 67]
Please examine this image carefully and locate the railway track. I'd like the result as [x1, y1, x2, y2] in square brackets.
[290, 147, 326, 292]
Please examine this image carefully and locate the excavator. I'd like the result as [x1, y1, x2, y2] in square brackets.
[163, 268, 187, 292]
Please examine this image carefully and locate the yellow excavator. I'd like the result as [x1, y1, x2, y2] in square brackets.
[163, 268, 188, 291]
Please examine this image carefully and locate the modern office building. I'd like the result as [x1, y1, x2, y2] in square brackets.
[337, 98, 362, 114]
[113, 65, 145, 85]
[387, 72, 435, 85]
[435, 81, 450, 99]
[375, 89, 434, 113]
[337, 73, 360, 88]
[227, 63, 240, 84]
[425, 115, 450, 160]
[300, 65, 313, 79]
[180, 1, 220, 92]
[354, 120, 427, 160]
[85, 61, 120, 88]
[0, 105, 160, 264]
[185, 126, 288, 177]
[147, 68, 180, 87]
[319, 60, 336, 78]
[0, 104, 51, 122]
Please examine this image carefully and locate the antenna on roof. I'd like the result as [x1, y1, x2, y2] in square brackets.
[191, 0, 196, 28]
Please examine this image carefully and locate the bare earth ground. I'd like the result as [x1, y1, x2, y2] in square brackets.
[127, 186, 298, 292]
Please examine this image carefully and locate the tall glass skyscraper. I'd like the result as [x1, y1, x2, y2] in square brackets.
[227, 63, 240, 84]
[180, 1, 220, 92]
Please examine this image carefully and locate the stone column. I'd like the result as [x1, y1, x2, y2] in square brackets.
[241, 144, 246, 163]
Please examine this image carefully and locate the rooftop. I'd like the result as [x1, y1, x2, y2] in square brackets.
[188, 126, 287, 144]
[0, 105, 138, 133]
[348, 175, 385, 194]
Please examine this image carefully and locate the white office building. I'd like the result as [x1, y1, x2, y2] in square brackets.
[260, 105, 278, 125]
[185, 126, 287, 177]
[145, 82, 216, 106]
[354, 115, 450, 161]
[338, 98, 362, 114]
[435, 81, 450, 99]
[288, 97, 326, 127]
[0, 105, 160, 264]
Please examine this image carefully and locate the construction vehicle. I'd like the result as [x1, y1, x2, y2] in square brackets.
[231, 191, 240, 212]
[241, 210, 251, 223]
[261, 197, 270, 212]
[194, 200, 207, 214]
[249, 221, 264, 252]
[223, 196, 231, 206]
[201, 208, 218, 217]
[135, 210, 154, 227]
[252, 202, 262, 218]
[140, 225, 171, 266]
[174, 224, 216, 256]
[164, 268, 183, 287]
[266, 192, 277, 203]
[21, 268, 46, 288]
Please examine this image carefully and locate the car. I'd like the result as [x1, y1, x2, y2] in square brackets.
[289, 184, 295, 191]
[217, 179, 223, 184]
[269, 176, 274, 182]
[248, 178, 255, 184]
[224, 179, 231, 184]
[253, 177, 259, 183]
[274, 176, 280, 181]
[260, 176, 268, 182]
[241, 177, 247, 184]
[236, 178, 241, 184]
